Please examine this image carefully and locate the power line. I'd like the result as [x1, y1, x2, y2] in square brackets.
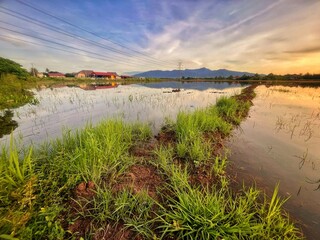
[178, 61, 183, 79]
[0, 26, 160, 68]
[0, 19, 150, 65]
[14, 0, 175, 66]
[0, 34, 144, 67]
[0, 7, 173, 68]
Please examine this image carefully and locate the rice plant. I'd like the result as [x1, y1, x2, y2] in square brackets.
[216, 96, 251, 125]
[156, 183, 301, 240]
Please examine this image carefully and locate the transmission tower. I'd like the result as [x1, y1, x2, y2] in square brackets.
[178, 61, 183, 80]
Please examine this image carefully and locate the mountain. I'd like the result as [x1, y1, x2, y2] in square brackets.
[134, 67, 254, 78]
[122, 71, 142, 76]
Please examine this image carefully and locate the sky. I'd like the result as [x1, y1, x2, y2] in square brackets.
[0, 0, 319, 75]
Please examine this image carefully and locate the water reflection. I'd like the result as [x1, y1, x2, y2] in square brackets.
[140, 81, 247, 91]
[227, 85, 320, 239]
[0, 81, 245, 146]
[0, 110, 18, 138]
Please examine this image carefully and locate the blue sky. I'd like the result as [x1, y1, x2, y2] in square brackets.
[0, 0, 319, 74]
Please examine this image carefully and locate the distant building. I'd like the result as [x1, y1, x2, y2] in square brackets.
[75, 70, 94, 78]
[91, 71, 118, 79]
[47, 72, 65, 78]
[36, 72, 44, 78]
[120, 75, 132, 79]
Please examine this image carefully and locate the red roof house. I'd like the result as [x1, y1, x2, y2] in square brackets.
[76, 70, 94, 78]
[91, 72, 118, 79]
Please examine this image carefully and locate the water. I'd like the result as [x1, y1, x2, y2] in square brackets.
[227, 85, 320, 239]
[0, 81, 245, 146]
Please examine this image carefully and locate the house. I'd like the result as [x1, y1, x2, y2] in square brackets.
[36, 72, 44, 78]
[91, 71, 118, 79]
[47, 72, 65, 78]
[120, 75, 132, 79]
[75, 70, 94, 78]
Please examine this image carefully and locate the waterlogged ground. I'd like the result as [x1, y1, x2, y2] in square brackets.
[228, 85, 320, 239]
[0, 81, 245, 145]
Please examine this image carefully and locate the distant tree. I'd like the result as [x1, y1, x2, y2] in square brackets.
[266, 73, 275, 80]
[251, 73, 261, 80]
[45, 68, 50, 73]
[65, 73, 75, 77]
[0, 57, 29, 79]
[238, 74, 250, 80]
[29, 67, 39, 77]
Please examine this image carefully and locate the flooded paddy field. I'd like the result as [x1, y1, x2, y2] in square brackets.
[0, 81, 246, 145]
[0, 81, 308, 239]
[227, 85, 320, 239]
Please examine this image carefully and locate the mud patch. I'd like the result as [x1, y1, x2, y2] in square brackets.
[93, 223, 143, 240]
[130, 139, 157, 157]
[234, 84, 257, 103]
[68, 218, 92, 239]
[74, 181, 96, 198]
[113, 164, 163, 199]
[155, 126, 176, 145]
[189, 164, 219, 188]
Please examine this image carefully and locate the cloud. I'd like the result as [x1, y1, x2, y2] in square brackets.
[284, 46, 320, 54]
[1, 0, 320, 74]
[143, 0, 320, 73]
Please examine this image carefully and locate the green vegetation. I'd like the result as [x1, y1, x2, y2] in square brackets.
[0, 86, 303, 239]
[0, 111, 18, 138]
[0, 57, 29, 79]
[0, 56, 164, 111]
[0, 74, 36, 111]
[0, 57, 36, 110]
[0, 120, 152, 239]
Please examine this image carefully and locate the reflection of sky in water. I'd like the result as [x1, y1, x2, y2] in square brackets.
[228, 85, 320, 239]
[138, 81, 247, 91]
[0, 83, 244, 145]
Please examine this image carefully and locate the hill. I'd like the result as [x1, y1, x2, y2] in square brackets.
[134, 67, 254, 78]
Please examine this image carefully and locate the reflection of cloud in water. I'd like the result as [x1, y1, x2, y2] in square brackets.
[0, 84, 244, 146]
[227, 85, 320, 239]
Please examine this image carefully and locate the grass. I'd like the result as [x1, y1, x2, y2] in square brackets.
[216, 96, 251, 125]
[0, 86, 303, 239]
[156, 183, 299, 239]
[0, 74, 36, 111]
[0, 119, 152, 239]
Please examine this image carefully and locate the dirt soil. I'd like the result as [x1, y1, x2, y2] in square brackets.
[113, 164, 164, 199]
[93, 223, 143, 240]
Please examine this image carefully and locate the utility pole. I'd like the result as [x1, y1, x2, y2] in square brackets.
[178, 61, 183, 80]
[31, 63, 35, 77]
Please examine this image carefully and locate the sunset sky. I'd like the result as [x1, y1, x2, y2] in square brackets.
[0, 0, 319, 74]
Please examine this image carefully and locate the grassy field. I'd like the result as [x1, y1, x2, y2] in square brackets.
[0, 75, 36, 111]
[0, 85, 303, 239]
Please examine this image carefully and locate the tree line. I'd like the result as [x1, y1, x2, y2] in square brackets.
[1, 56, 320, 81]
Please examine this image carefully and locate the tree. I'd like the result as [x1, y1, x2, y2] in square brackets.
[29, 67, 39, 77]
[239, 74, 250, 80]
[0, 57, 29, 79]
[65, 73, 75, 77]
